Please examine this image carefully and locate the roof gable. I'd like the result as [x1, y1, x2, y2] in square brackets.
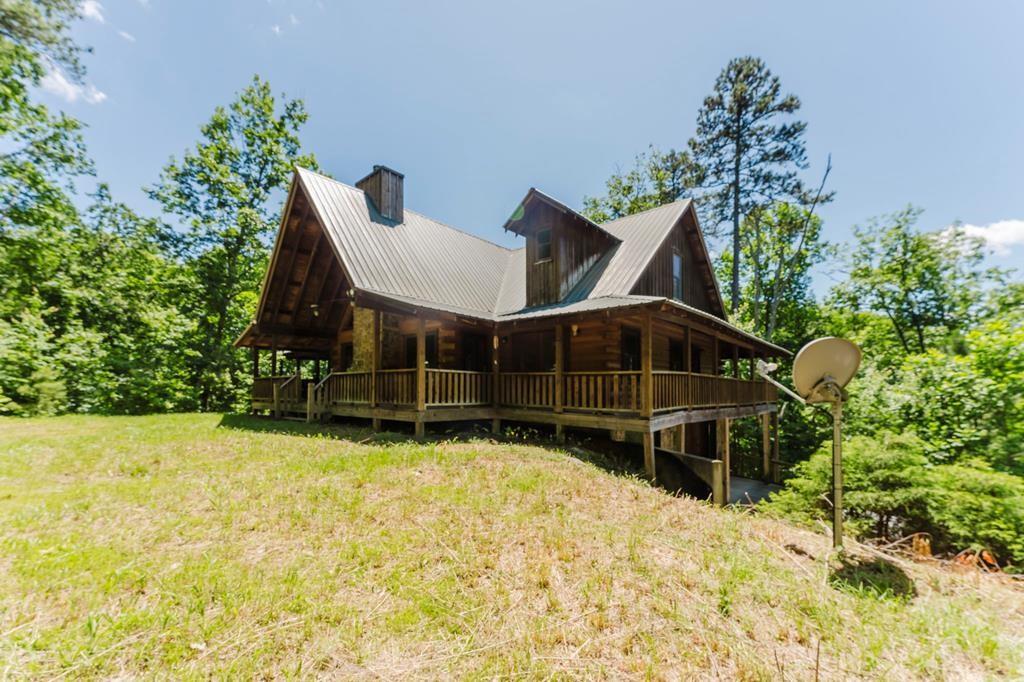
[268, 168, 725, 321]
[296, 167, 511, 317]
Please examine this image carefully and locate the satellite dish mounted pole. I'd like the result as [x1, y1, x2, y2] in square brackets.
[758, 336, 861, 553]
[811, 375, 846, 550]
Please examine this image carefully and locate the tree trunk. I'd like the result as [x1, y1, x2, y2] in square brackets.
[730, 111, 742, 315]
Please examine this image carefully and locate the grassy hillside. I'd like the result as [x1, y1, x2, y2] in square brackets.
[0, 414, 1021, 679]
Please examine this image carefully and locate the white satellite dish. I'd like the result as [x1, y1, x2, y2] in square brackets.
[792, 337, 861, 402]
[756, 336, 861, 551]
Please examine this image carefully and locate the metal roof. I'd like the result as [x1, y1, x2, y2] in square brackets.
[588, 201, 691, 297]
[298, 167, 511, 317]
[290, 167, 777, 353]
[503, 187, 620, 242]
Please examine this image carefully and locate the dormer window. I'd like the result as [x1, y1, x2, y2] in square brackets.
[536, 228, 552, 261]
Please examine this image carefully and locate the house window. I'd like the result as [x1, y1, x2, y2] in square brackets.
[536, 228, 552, 261]
[672, 249, 683, 301]
[620, 326, 641, 371]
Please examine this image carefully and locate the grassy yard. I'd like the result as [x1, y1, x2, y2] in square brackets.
[0, 414, 1021, 679]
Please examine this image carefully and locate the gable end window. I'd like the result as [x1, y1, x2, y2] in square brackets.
[672, 249, 683, 301]
[536, 228, 552, 261]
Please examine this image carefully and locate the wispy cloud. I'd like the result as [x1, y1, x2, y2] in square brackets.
[118, 30, 136, 42]
[40, 66, 107, 104]
[289, 13, 299, 25]
[955, 220, 1024, 256]
[81, 0, 105, 23]
[271, 24, 282, 35]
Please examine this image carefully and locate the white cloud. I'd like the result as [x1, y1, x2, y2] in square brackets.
[40, 67, 107, 104]
[289, 13, 299, 25]
[271, 24, 282, 35]
[956, 220, 1024, 257]
[81, 0, 105, 23]
[118, 30, 136, 42]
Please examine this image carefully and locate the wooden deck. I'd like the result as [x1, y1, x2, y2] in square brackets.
[254, 369, 778, 430]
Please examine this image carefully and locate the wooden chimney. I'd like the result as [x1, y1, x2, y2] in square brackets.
[356, 165, 404, 222]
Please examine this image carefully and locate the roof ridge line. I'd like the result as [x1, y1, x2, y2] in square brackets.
[599, 198, 691, 228]
[297, 166, 515, 254]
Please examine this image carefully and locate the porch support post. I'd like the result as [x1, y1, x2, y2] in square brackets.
[554, 323, 564, 414]
[660, 423, 684, 453]
[252, 347, 259, 378]
[641, 312, 653, 419]
[271, 338, 278, 376]
[732, 344, 739, 378]
[491, 331, 500, 435]
[771, 409, 780, 483]
[306, 383, 315, 423]
[711, 459, 725, 505]
[716, 418, 730, 504]
[685, 323, 693, 407]
[555, 423, 565, 444]
[369, 309, 380, 411]
[642, 431, 656, 482]
[273, 382, 280, 419]
[415, 316, 426, 438]
[761, 412, 771, 482]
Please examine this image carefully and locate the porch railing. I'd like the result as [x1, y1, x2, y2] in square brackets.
[376, 368, 416, 406]
[425, 369, 492, 406]
[653, 372, 776, 411]
[253, 376, 291, 402]
[270, 369, 779, 415]
[563, 371, 642, 412]
[498, 372, 556, 409]
[317, 371, 373, 405]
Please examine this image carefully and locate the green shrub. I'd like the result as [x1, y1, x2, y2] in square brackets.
[766, 432, 1024, 566]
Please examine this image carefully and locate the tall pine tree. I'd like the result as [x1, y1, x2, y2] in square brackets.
[689, 56, 814, 314]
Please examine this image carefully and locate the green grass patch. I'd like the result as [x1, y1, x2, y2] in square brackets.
[0, 413, 1021, 678]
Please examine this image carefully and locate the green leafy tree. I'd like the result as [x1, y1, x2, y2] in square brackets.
[767, 432, 1024, 565]
[0, 0, 85, 76]
[147, 76, 317, 411]
[581, 146, 694, 223]
[720, 201, 832, 345]
[688, 56, 824, 314]
[832, 207, 1001, 354]
[0, 186, 194, 414]
[843, 302, 1023, 470]
[0, 2, 92, 233]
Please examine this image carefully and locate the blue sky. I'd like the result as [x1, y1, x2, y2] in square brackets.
[46, 1, 1024, 291]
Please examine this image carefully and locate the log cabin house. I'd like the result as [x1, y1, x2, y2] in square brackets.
[235, 165, 786, 502]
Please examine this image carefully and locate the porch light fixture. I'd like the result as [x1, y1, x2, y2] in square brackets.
[756, 337, 861, 551]
[571, 324, 579, 337]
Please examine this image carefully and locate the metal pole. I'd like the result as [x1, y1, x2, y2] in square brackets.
[832, 398, 843, 550]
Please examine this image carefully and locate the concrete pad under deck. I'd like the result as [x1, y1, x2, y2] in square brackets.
[729, 477, 781, 505]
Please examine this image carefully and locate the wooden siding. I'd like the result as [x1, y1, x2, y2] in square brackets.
[630, 210, 715, 315]
[523, 200, 614, 307]
[355, 166, 403, 221]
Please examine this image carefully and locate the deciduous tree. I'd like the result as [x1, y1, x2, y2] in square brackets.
[147, 76, 317, 410]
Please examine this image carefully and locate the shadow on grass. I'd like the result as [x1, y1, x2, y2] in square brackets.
[829, 555, 917, 600]
[216, 414, 648, 479]
[217, 413, 410, 445]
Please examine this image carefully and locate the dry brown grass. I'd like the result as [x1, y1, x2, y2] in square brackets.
[0, 413, 1021, 679]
